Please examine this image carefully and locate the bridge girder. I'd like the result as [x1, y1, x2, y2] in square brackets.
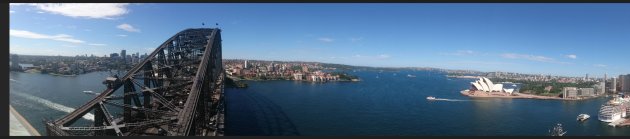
[45, 28, 225, 136]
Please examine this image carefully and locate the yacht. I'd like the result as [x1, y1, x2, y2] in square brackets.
[577, 114, 590, 122]
[427, 96, 436, 100]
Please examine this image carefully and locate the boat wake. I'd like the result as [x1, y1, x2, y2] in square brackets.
[433, 98, 470, 102]
[428, 97, 471, 102]
[10, 78, 17, 82]
[12, 92, 94, 121]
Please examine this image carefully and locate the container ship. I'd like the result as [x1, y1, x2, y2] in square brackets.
[598, 94, 630, 123]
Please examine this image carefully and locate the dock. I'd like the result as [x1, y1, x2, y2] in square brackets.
[9, 105, 40, 136]
[608, 118, 630, 127]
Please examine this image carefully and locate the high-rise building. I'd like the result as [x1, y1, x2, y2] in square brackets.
[110, 53, 119, 58]
[244, 60, 248, 69]
[10, 54, 21, 71]
[604, 73, 608, 82]
[612, 77, 617, 93]
[620, 74, 630, 93]
[598, 82, 605, 95]
[121, 49, 127, 62]
[585, 74, 589, 81]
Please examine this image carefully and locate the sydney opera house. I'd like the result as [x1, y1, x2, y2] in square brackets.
[470, 77, 515, 94]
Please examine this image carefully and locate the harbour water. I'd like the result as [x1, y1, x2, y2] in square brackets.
[9, 70, 630, 136]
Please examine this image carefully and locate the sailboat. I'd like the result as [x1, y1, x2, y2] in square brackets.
[549, 123, 566, 136]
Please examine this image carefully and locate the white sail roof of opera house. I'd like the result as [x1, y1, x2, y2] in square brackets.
[471, 77, 504, 92]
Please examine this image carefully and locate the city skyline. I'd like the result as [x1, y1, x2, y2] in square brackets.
[9, 3, 630, 77]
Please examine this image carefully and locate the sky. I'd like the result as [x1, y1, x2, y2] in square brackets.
[8, 3, 630, 77]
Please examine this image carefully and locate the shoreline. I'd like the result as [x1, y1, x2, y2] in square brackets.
[446, 75, 481, 79]
[460, 90, 599, 101]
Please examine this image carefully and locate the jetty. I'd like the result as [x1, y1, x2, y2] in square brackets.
[607, 118, 630, 127]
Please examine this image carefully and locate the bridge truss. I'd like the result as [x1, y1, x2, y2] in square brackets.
[45, 28, 225, 136]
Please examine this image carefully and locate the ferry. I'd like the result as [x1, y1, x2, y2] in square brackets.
[577, 114, 590, 122]
[427, 96, 436, 100]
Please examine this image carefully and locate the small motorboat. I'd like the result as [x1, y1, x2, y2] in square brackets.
[83, 90, 94, 93]
[577, 114, 590, 122]
[427, 96, 436, 100]
[407, 74, 416, 78]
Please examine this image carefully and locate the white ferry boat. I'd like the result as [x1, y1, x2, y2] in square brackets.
[577, 114, 590, 122]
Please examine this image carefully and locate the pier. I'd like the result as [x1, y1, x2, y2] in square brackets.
[608, 119, 630, 127]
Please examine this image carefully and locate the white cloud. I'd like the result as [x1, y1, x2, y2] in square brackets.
[10, 10, 15, 13]
[37, 11, 44, 14]
[318, 37, 334, 43]
[62, 44, 77, 48]
[88, 43, 106, 46]
[10, 29, 84, 43]
[117, 23, 140, 32]
[117, 34, 128, 37]
[594, 64, 607, 67]
[30, 3, 129, 19]
[353, 54, 362, 58]
[501, 53, 570, 64]
[565, 54, 577, 59]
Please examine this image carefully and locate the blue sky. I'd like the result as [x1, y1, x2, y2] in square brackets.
[9, 3, 630, 77]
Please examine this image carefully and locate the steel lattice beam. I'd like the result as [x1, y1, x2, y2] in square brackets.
[45, 28, 225, 136]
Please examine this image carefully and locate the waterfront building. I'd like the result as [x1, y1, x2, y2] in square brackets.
[302, 66, 309, 73]
[470, 77, 510, 94]
[578, 88, 595, 97]
[594, 82, 605, 95]
[563, 87, 578, 99]
[10, 54, 21, 71]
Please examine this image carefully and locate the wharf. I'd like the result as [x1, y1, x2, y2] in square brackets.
[608, 119, 630, 127]
[9, 105, 40, 136]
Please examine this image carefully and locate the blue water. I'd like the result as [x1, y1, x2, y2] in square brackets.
[9, 70, 630, 136]
[225, 70, 630, 136]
